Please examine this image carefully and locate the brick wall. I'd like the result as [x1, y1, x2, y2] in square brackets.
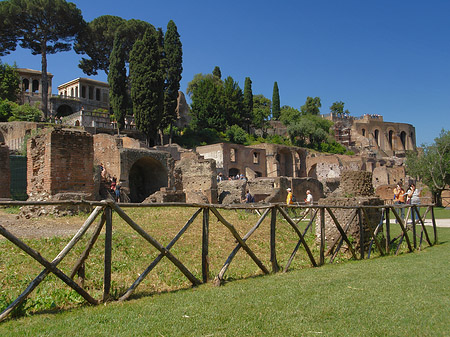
[27, 129, 94, 197]
[0, 144, 11, 198]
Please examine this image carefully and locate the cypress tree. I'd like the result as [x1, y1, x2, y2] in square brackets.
[162, 20, 183, 144]
[212, 66, 222, 79]
[272, 81, 280, 120]
[243, 77, 253, 132]
[130, 29, 164, 146]
[108, 31, 128, 130]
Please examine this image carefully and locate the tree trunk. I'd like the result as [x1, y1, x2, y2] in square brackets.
[433, 190, 443, 207]
[169, 123, 173, 145]
[41, 42, 49, 119]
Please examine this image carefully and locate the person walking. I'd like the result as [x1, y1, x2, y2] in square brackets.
[286, 188, 293, 205]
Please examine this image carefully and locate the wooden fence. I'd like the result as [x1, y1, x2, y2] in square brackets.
[0, 200, 438, 322]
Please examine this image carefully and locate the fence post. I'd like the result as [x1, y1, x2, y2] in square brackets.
[103, 205, 112, 302]
[202, 207, 210, 283]
[385, 206, 390, 254]
[270, 206, 279, 273]
[358, 207, 364, 259]
[431, 205, 438, 244]
[411, 205, 417, 249]
[319, 207, 325, 266]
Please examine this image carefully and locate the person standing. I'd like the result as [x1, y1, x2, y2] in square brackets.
[409, 183, 421, 221]
[115, 181, 121, 202]
[286, 188, 293, 205]
[305, 190, 313, 204]
[393, 183, 406, 220]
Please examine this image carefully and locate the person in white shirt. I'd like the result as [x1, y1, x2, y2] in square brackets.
[305, 190, 313, 204]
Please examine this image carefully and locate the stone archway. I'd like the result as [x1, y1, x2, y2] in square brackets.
[128, 156, 168, 203]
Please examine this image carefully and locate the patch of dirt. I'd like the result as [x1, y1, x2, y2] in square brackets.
[0, 209, 85, 239]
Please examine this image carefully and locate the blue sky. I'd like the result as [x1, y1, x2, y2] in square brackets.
[2, 0, 449, 145]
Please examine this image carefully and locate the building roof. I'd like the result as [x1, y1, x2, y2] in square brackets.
[57, 77, 109, 90]
[17, 68, 53, 77]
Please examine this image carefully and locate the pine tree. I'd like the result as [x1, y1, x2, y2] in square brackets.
[162, 20, 183, 144]
[130, 29, 164, 146]
[108, 31, 128, 130]
[272, 81, 280, 120]
[243, 77, 253, 132]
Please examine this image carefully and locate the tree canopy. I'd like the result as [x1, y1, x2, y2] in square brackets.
[0, 61, 20, 102]
[252, 94, 271, 132]
[0, 0, 86, 118]
[406, 129, 450, 206]
[74, 15, 155, 76]
[330, 101, 350, 117]
[300, 96, 321, 115]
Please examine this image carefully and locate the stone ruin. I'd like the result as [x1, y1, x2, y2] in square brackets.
[22, 128, 95, 217]
[316, 170, 384, 252]
[0, 143, 11, 199]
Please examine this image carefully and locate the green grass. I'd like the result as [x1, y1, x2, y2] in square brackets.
[0, 205, 447, 335]
[0, 228, 448, 336]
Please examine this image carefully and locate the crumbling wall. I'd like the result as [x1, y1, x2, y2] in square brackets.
[218, 180, 246, 204]
[27, 129, 94, 197]
[175, 153, 218, 204]
[317, 170, 383, 251]
[0, 144, 11, 199]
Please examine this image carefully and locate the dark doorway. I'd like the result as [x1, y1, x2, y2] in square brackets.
[56, 105, 73, 117]
[129, 157, 168, 203]
[229, 168, 239, 177]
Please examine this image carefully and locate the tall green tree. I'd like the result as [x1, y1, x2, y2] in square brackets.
[162, 20, 183, 144]
[108, 31, 128, 131]
[222, 76, 243, 127]
[0, 0, 85, 118]
[300, 96, 321, 115]
[252, 94, 271, 132]
[272, 81, 280, 120]
[406, 129, 450, 206]
[130, 29, 164, 146]
[189, 75, 225, 132]
[74, 16, 155, 76]
[242, 77, 253, 132]
[0, 61, 20, 102]
[212, 66, 222, 79]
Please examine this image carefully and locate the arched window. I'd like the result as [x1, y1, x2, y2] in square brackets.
[75, 87, 78, 97]
[71, 88, 74, 97]
[22, 79, 29, 92]
[81, 86, 86, 98]
[388, 130, 394, 148]
[374, 129, 379, 146]
[32, 80, 39, 92]
[400, 131, 406, 149]
[362, 128, 366, 137]
[230, 148, 237, 162]
[96, 88, 101, 101]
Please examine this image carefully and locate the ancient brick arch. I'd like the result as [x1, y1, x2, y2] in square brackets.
[124, 153, 170, 203]
[50, 97, 82, 117]
[56, 104, 75, 117]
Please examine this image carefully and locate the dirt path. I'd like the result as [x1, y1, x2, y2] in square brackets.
[0, 209, 85, 239]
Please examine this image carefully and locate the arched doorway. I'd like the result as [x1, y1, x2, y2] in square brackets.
[278, 149, 293, 177]
[374, 129, 380, 146]
[128, 157, 168, 203]
[56, 105, 74, 117]
[229, 168, 239, 177]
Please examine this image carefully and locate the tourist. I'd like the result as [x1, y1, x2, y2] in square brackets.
[409, 183, 421, 222]
[115, 181, 121, 202]
[393, 183, 406, 220]
[286, 188, 293, 205]
[305, 190, 313, 204]
[242, 189, 254, 203]
[110, 177, 117, 196]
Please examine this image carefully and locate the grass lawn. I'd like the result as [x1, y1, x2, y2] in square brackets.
[0, 206, 448, 336]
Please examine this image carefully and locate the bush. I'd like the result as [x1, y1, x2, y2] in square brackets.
[226, 125, 248, 144]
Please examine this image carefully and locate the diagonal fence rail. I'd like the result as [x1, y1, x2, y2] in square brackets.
[0, 200, 438, 322]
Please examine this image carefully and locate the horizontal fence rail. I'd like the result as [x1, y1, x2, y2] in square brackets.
[0, 200, 438, 322]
